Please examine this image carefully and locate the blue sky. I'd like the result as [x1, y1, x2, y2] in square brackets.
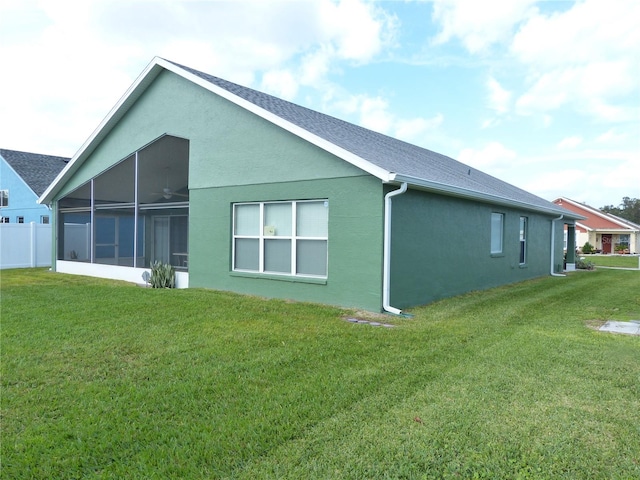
[1, 0, 638, 208]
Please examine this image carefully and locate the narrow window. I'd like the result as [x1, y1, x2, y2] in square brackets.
[490, 213, 504, 254]
[233, 200, 328, 278]
[17, 216, 24, 224]
[0, 190, 8, 207]
[519, 216, 528, 264]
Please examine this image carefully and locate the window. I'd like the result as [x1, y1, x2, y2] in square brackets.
[1, 217, 8, 223]
[490, 213, 504, 254]
[0, 190, 8, 207]
[619, 234, 630, 248]
[233, 200, 328, 278]
[519, 216, 528, 264]
[17, 216, 24, 224]
[41, 215, 50, 224]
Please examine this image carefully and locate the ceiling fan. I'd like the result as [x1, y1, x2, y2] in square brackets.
[152, 169, 188, 200]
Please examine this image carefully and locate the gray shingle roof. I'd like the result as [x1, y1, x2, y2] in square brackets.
[1, 148, 69, 196]
[168, 60, 566, 215]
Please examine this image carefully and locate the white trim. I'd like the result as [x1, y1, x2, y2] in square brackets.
[56, 260, 189, 288]
[39, 57, 391, 206]
[39, 60, 166, 204]
[157, 58, 393, 182]
[554, 197, 633, 229]
[391, 174, 576, 218]
[490, 212, 504, 254]
[232, 199, 328, 279]
[575, 220, 636, 233]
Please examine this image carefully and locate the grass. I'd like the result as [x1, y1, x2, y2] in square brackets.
[582, 254, 640, 269]
[2, 268, 639, 479]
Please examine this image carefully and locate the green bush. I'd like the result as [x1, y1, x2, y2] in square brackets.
[576, 258, 594, 270]
[149, 261, 175, 288]
[582, 242, 595, 254]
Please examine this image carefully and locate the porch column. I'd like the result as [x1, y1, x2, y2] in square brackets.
[565, 223, 576, 271]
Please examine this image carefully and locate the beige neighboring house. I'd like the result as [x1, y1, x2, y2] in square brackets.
[552, 197, 639, 254]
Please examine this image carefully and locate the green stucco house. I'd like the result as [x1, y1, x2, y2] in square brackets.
[40, 57, 581, 313]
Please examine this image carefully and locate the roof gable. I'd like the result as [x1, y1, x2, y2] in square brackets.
[1, 148, 69, 197]
[553, 197, 637, 231]
[40, 56, 576, 218]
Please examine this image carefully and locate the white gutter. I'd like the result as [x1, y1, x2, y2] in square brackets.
[550, 214, 566, 277]
[391, 173, 578, 219]
[383, 182, 408, 315]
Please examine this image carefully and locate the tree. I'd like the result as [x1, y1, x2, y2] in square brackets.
[600, 197, 640, 224]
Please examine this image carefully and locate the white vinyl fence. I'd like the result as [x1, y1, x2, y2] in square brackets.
[0, 223, 52, 269]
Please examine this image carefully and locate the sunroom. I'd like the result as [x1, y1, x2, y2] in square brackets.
[56, 135, 189, 285]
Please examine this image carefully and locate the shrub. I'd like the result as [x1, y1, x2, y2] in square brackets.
[582, 242, 595, 254]
[149, 261, 175, 288]
[576, 258, 594, 270]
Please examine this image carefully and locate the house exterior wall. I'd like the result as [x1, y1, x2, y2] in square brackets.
[189, 175, 384, 311]
[389, 188, 561, 309]
[52, 70, 384, 310]
[0, 159, 52, 223]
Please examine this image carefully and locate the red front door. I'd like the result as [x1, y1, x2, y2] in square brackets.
[602, 234, 612, 253]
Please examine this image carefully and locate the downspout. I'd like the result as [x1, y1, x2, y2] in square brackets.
[383, 182, 408, 315]
[550, 214, 565, 277]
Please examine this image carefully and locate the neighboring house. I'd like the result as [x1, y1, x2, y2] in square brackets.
[0, 148, 69, 224]
[39, 57, 581, 313]
[553, 197, 639, 254]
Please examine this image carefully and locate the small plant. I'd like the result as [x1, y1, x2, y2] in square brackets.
[614, 244, 628, 253]
[576, 258, 594, 270]
[149, 261, 175, 288]
[581, 242, 595, 254]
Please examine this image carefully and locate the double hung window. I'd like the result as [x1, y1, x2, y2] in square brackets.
[0, 190, 8, 207]
[233, 200, 328, 278]
[490, 212, 504, 254]
[519, 216, 528, 264]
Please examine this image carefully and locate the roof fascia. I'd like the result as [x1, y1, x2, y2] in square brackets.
[159, 59, 393, 182]
[39, 58, 166, 204]
[557, 197, 631, 229]
[575, 221, 591, 231]
[392, 174, 585, 219]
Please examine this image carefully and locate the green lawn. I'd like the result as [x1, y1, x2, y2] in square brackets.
[2, 268, 639, 479]
[583, 254, 640, 269]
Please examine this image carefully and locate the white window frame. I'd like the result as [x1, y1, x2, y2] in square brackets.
[519, 216, 528, 265]
[17, 216, 24, 224]
[0, 189, 8, 207]
[490, 212, 504, 255]
[41, 215, 50, 224]
[232, 199, 328, 278]
[1, 216, 9, 223]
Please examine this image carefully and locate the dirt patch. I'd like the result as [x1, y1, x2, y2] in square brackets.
[585, 319, 607, 331]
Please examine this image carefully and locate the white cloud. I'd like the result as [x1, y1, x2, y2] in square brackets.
[596, 129, 628, 144]
[486, 76, 512, 114]
[431, 0, 538, 53]
[319, 0, 396, 62]
[359, 96, 394, 134]
[458, 142, 517, 172]
[326, 91, 443, 145]
[512, 0, 640, 121]
[557, 136, 583, 150]
[260, 70, 299, 100]
[0, 0, 397, 155]
[395, 114, 444, 143]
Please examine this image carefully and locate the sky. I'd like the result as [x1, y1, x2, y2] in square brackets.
[0, 0, 638, 208]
